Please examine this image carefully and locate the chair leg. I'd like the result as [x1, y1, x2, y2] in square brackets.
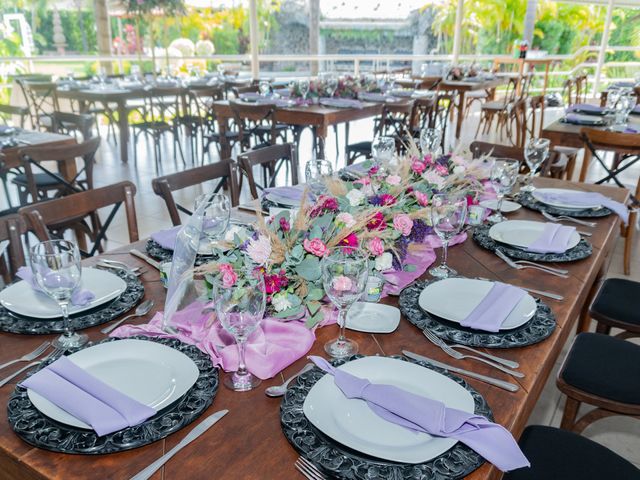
[560, 396, 581, 431]
[623, 216, 635, 275]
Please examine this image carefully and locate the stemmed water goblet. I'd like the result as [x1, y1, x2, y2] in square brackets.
[214, 273, 266, 391]
[299, 79, 310, 104]
[322, 246, 369, 358]
[30, 240, 87, 349]
[195, 193, 231, 254]
[521, 138, 550, 192]
[259, 80, 271, 97]
[305, 159, 333, 197]
[371, 135, 396, 172]
[217, 63, 226, 80]
[488, 158, 520, 223]
[428, 194, 468, 279]
[420, 127, 441, 156]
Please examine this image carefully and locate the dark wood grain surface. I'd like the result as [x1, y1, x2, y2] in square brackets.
[542, 115, 640, 149]
[0, 177, 628, 480]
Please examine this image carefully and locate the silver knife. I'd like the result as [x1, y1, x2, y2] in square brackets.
[402, 350, 520, 392]
[130, 409, 228, 480]
[129, 248, 160, 270]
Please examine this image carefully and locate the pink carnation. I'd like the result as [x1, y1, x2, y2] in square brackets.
[367, 237, 385, 256]
[411, 160, 426, 175]
[339, 233, 359, 252]
[393, 214, 414, 236]
[386, 174, 401, 186]
[423, 154, 434, 165]
[303, 238, 328, 257]
[380, 194, 396, 206]
[218, 263, 237, 288]
[414, 191, 429, 207]
[435, 163, 449, 175]
[367, 211, 386, 231]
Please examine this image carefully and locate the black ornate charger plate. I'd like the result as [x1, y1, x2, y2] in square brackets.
[517, 192, 611, 218]
[7, 335, 218, 454]
[0, 270, 144, 335]
[145, 239, 214, 266]
[281, 354, 492, 480]
[399, 279, 556, 348]
[472, 224, 592, 263]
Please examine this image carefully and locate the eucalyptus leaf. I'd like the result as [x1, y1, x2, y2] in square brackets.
[296, 255, 321, 281]
[306, 288, 325, 302]
[272, 305, 304, 319]
[305, 310, 324, 329]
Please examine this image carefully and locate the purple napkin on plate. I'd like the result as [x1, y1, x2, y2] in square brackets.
[21, 356, 156, 436]
[623, 126, 639, 134]
[563, 113, 603, 126]
[526, 223, 575, 254]
[16, 266, 94, 306]
[460, 283, 527, 332]
[612, 82, 635, 89]
[535, 191, 628, 225]
[263, 186, 306, 201]
[309, 356, 530, 472]
[358, 92, 389, 102]
[566, 103, 605, 115]
[151, 225, 181, 250]
[319, 98, 364, 109]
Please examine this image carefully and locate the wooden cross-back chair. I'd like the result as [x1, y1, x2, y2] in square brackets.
[51, 111, 95, 141]
[19, 181, 139, 258]
[573, 74, 589, 104]
[152, 159, 239, 226]
[475, 76, 521, 139]
[0, 105, 28, 129]
[17, 80, 60, 131]
[0, 214, 30, 284]
[229, 100, 283, 151]
[178, 86, 225, 161]
[238, 143, 298, 199]
[561, 78, 574, 106]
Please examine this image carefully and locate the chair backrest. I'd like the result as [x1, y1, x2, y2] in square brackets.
[510, 98, 529, 148]
[51, 111, 95, 141]
[518, 73, 534, 100]
[238, 143, 298, 199]
[19, 181, 138, 256]
[232, 84, 259, 98]
[0, 104, 28, 128]
[18, 136, 101, 202]
[0, 214, 29, 283]
[17, 80, 60, 130]
[410, 96, 436, 132]
[152, 159, 239, 226]
[562, 79, 574, 106]
[574, 74, 589, 104]
[528, 95, 546, 138]
[229, 100, 277, 147]
[380, 99, 415, 137]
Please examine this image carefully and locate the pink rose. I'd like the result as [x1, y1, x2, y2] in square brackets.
[386, 174, 401, 186]
[411, 160, 426, 175]
[423, 154, 434, 165]
[435, 163, 449, 175]
[218, 263, 237, 288]
[303, 238, 328, 257]
[414, 191, 429, 207]
[332, 275, 353, 292]
[367, 237, 385, 256]
[393, 214, 414, 236]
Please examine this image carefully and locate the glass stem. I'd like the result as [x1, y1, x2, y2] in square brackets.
[528, 170, 536, 185]
[496, 194, 505, 218]
[60, 301, 72, 338]
[236, 338, 248, 376]
[337, 307, 347, 342]
[442, 240, 449, 269]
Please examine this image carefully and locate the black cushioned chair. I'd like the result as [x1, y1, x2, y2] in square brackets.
[589, 278, 640, 338]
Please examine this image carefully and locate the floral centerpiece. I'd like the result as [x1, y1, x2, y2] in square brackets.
[289, 75, 379, 101]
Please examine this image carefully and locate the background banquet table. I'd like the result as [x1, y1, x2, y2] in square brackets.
[0, 177, 627, 480]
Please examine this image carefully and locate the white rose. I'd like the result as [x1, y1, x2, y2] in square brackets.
[346, 188, 365, 207]
[272, 293, 292, 312]
[453, 165, 466, 175]
[375, 252, 393, 271]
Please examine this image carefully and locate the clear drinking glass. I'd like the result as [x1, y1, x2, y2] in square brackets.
[521, 138, 550, 192]
[326, 75, 338, 98]
[217, 63, 226, 79]
[259, 80, 271, 97]
[299, 79, 310, 103]
[305, 159, 334, 197]
[371, 135, 396, 171]
[420, 127, 441, 155]
[322, 247, 369, 359]
[214, 274, 266, 391]
[195, 193, 231, 254]
[488, 158, 520, 223]
[429, 194, 467, 279]
[30, 240, 87, 350]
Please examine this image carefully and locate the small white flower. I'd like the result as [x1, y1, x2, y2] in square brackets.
[224, 225, 246, 243]
[453, 165, 466, 175]
[272, 293, 293, 312]
[375, 252, 393, 271]
[346, 188, 365, 207]
[336, 212, 356, 228]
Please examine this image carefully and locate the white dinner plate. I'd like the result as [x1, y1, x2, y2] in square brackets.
[418, 278, 536, 330]
[532, 188, 602, 210]
[346, 302, 400, 333]
[479, 199, 522, 213]
[28, 339, 199, 429]
[0, 268, 126, 319]
[303, 356, 474, 464]
[489, 220, 580, 252]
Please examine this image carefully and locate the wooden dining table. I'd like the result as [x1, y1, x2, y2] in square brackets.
[0, 176, 628, 480]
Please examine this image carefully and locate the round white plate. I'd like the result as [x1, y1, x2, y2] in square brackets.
[28, 339, 199, 429]
[0, 268, 126, 319]
[489, 220, 580, 251]
[303, 356, 474, 464]
[479, 199, 521, 213]
[532, 188, 602, 210]
[418, 278, 536, 330]
[346, 302, 400, 333]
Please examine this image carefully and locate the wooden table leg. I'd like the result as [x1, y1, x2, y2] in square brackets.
[455, 91, 466, 139]
[117, 101, 129, 163]
[315, 125, 327, 159]
[218, 114, 232, 160]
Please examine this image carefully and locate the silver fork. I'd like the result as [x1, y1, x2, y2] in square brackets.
[0, 347, 64, 387]
[422, 329, 524, 378]
[295, 457, 327, 480]
[0, 341, 51, 371]
[542, 210, 597, 228]
[495, 249, 569, 278]
[423, 329, 519, 368]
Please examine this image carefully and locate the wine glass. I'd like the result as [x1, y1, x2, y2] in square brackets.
[97, 66, 107, 89]
[214, 273, 266, 391]
[322, 246, 369, 358]
[371, 135, 396, 171]
[521, 138, 550, 192]
[488, 158, 520, 223]
[130, 64, 141, 81]
[326, 75, 338, 98]
[195, 193, 231, 254]
[30, 240, 87, 349]
[429, 194, 467, 279]
[420, 127, 441, 155]
[217, 63, 226, 80]
[305, 159, 333, 197]
[299, 79, 310, 103]
[259, 80, 271, 97]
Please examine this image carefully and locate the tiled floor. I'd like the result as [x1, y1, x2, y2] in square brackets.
[5, 102, 640, 465]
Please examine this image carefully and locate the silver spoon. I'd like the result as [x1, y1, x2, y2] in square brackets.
[100, 300, 155, 335]
[265, 363, 314, 397]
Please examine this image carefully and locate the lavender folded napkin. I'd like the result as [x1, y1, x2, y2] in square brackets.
[623, 126, 639, 134]
[16, 266, 94, 306]
[21, 356, 156, 436]
[319, 98, 363, 109]
[151, 226, 181, 250]
[612, 82, 635, 89]
[566, 103, 605, 115]
[358, 92, 389, 102]
[460, 282, 527, 332]
[309, 356, 530, 472]
[263, 186, 307, 202]
[535, 190, 628, 225]
[526, 223, 576, 254]
[563, 113, 603, 126]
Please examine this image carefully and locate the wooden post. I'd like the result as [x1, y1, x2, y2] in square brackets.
[249, 0, 260, 80]
[309, 0, 320, 76]
[94, 0, 112, 74]
[593, 0, 614, 96]
[451, 0, 464, 64]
